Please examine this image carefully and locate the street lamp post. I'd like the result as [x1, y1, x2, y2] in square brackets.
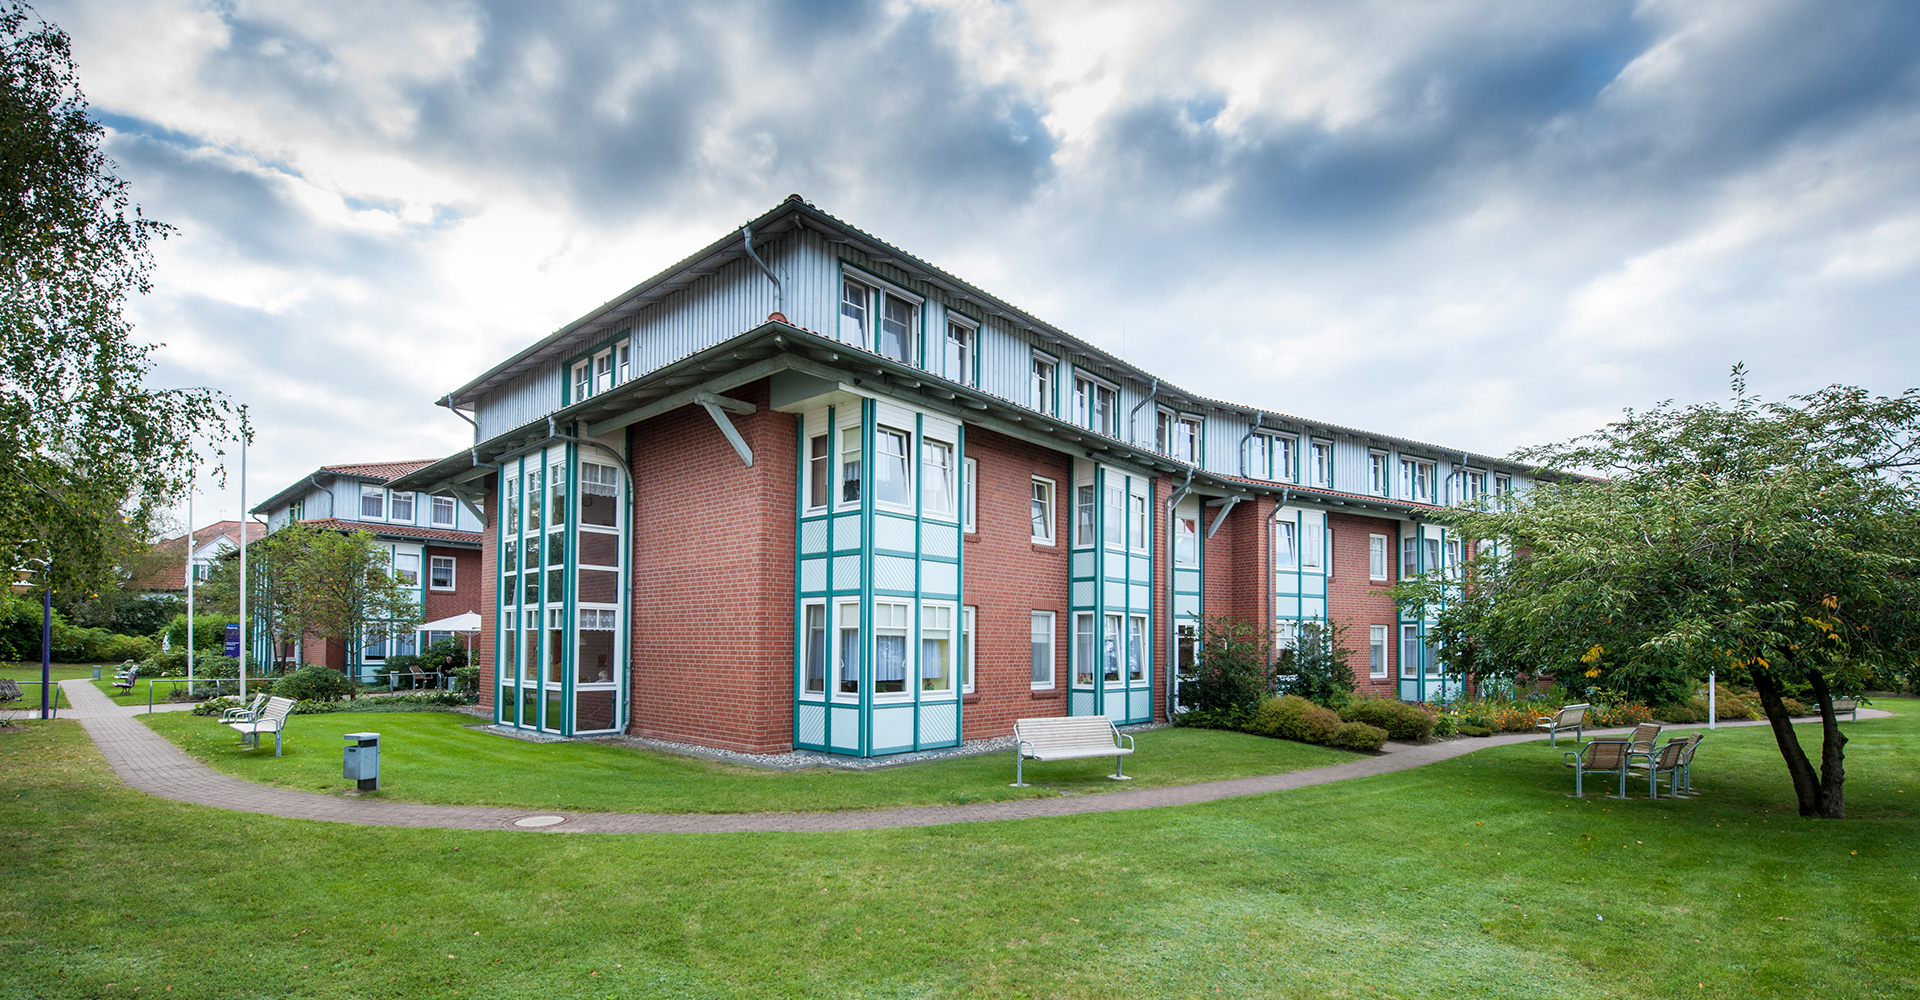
[11, 557, 51, 719]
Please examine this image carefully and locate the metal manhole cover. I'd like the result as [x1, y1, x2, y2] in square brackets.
[512, 814, 567, 828]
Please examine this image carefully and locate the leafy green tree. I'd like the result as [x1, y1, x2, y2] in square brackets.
[1176, 614, 1275, 729]
[0, 2, 227, 597]
[196, 523, 300, 665]
[1274, 617, 1357, 709]
[280, 528, 423, 691]
[1402, 369, 1920, 818]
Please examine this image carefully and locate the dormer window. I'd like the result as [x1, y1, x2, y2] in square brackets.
[593, 350, 613, 394]
[360, 484, 386, 519]
[941, 319, 974, 385]
[1400, 458, 1435, 503]
[389, 491, 415, 523]
[1309, 440, 1333, 488]
[572, 361, 591, 402]
[1156, 409, 1200, 463]
[1075, 374, 1117, 436]
[1030, 352, 1057, 414]
[840, 275, 919, 364]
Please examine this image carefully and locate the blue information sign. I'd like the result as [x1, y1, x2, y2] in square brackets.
[224, 623, 240, 658]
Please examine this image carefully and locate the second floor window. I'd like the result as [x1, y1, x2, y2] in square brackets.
[432, 495, 456, 525]
[874, 427, 911, 508]
[841, 427, 862, 504]
[921, 438, 955, 516]
[879, 293, 915, 363]
[1310, 441, 1332, 488]
[1369, 452, 1391, 496]
[1076, 376, 1116, 435]
[430, 555, 456, 590]
[572, 361, 591, 401]
[1030, 354, 1056, 413]
[808, 434, 829, 511]
[942, 321, 973, 384]
[1031, 478, 1055, 543]
[1175, 513, 1198, 565]
[1400, 459, 1435, 503]
[360, 484, 385, 519]
[1459, 469, 1484, 504]
[393, 553, 420, 587]
[1158, 411, 1201, 463]
[389, 491, 414, 523]
[841, 277, 918, 363]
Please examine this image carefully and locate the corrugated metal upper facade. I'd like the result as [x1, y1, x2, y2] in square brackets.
[453, 198, 1535, 500]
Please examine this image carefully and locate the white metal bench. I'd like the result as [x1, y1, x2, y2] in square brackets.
[1832, 697, 1858, 722]
[1535, 703, 1588, 746]
[1011, 716, 1135, 786]
[228, 696, 296, 757]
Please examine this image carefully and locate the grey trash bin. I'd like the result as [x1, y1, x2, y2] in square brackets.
[342, 732, 380, 790]
[92, 666, 102, 679]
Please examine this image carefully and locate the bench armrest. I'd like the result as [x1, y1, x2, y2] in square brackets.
[1015, 738, 1035, 759]
[1116, 733, 1134, 752]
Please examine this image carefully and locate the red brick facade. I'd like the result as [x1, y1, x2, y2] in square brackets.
[1328, 512, 1404, 697]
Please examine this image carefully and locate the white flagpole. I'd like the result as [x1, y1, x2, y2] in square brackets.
[1708, 669, 1716, 730]
[238, 408, 249, 704]
[186, 488, 195, 698]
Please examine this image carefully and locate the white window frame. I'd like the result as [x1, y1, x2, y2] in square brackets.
[615, 339, 631, 384]
[1127, 613, 1148, 685]
[1174, 511, 1199, 566]
[942, 317, 976, 385]
[1030, 477, 1055, 544]
[359, 483, 386, 521]
[1459, 468, 1485, 505]
[1301, 514, 1323, 570]
[1369, 625, 1389, 678]
[920, 436, 956, 519]
[1128, 490, 1148, 553]
[960, 605, 976, 694]
[1369, 451, 1391, 497]
[1273, 435, 1297, 483]
[1030, 611, 1056, 690]
[1158, 408, 1200, 463]
[839, 277, 872, 350]
[842, 270, 922, 364]
[1368, 534, 1389, 581]
[1103, 483, 1125, 550]
[1073, 612, 1097, 688]
[1309, 439, 1333, 488]
[963, 457, 978, 533]
[1074, 482, 1096, 547]
[431, 495, 456, 526]
[840, 424, 863, 507]
[393, 551, 421, 587]
[806, 433, 830, 513]
[873, 425, 913, 511]
[834, 599, 861, 701]
[429, 555, 456, 591]
[872, 599, 913, 701]
[388, 490, 415, 524]
[593, 348, 613, 395]
[572, 360, 591, 401]
[1401, 624, 1420, 680]
[1074, 373, 1118, 436]
[919, 601, 958, 698]
[1275, 519, 1298, 571]
[1030, 351, 1057, 415]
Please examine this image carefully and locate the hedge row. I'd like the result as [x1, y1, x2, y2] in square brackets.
[1246, 695, 1387, 751]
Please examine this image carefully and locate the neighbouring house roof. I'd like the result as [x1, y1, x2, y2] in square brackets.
[124, 520, 268, 591]
[294, 517, 483, 547]
[252, 459, 443, 515]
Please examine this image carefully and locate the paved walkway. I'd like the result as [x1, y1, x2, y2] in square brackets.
[47, 678, 1889, 835]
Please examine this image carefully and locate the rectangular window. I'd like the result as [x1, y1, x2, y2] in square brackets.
[921, 604, 953, 694]
[1176, 623, 1198, 679]
[1155, 410, 1171, 454]
[389, 491, 414, 523]
[840, 426, 862, 504]
[1370, 625, 1389, 678]
[1129, 492, 1148, 552]
[874, 601, 910, 695]
[1402, 536, 1417, 579]
[616, 341, 630, 384]
[1030, 353, 1056, 414]
[874, 427, 911, 508]
[1128, 615, 1146, 683]
[594, 350, 612, 394]
[432, 495, 456, 526]
[1494, 474, 1512, 503]
[572, 361, 591, 401]
[839, 279, 870, 348]
[1370, 452, 1391, 497]
[1248, 433, 1269, 479]
[579, 462, 618, 527]
[1368, 534, 1389, 581]
[360, 484, 385, 520]
[1075, 375, 1116, 435]
[1103, 484, 1124, 549]
[1174, 514, 1198, 566]
[288, 498, 304, 522]
[525, 467, 543, 530]
[1158, 411, 1199, 463]
[504, 476, 520, 533]
[1301, 516, 1322, 570]
[836, 602, 861, 697]
[1030, 477, 1055, 544]
[963, 458, 977, 533]
[1415, 461, 1435, 502]
[393, 552, 420, 587]
[1075, 484, 1096, 546]
[1274, 435, 1296, 483]
[1074, 612, 1095, 686]
[943, 320, 974, 384]
[1401, 624, 1419, 679]
[430, 555, 456, 590]
[1030, 611, 1055, 689]
[921, 439, 955, 516]
[1103, 614, 1122, 682]
[1426, 537, 1442, 577]
[1275, 519, 1298, 570]
[1459, 469, 1484, 504]
[1310, 440, 1332, 488]
[879, 292, 917, 364]
[807, 434, 829, 511]
[960, 606, 976, 694]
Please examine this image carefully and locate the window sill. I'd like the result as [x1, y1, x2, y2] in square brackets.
[1029, 690, 1064, 700]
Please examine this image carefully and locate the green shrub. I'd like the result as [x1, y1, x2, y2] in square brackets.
[191, 696, 241, 717]
[291, 699, 343, 715]
[1247, 695, 1310, 739]
[1332, 720, 1387, 751]
[1340, 697, 1434, 741]
[1430, 712, 1457, 738]
[1177, 615, 1275, 724]
[274, 665, 353, 703]
[1273, 619, 1356, 710]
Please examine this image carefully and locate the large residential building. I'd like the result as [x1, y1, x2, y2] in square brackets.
[252, 460, 485, 677]
[393, 197, 1532, 757]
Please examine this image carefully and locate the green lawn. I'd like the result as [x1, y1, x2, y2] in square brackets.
[2, 705, 1914, 998]
[143, 710, 1355, 813]
[0, 662, 82, 712]
[89, 676, 228, 708]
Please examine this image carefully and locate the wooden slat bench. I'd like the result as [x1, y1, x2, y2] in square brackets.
[1011, 716, 1135, 787]
[1832, 697, 1859, 722]
[1534, 703, 1588, 747]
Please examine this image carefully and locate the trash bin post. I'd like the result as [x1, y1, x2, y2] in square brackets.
[342, 732, 381, 791]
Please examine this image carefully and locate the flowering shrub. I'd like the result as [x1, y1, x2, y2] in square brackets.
[1592, 701, 1655, 727]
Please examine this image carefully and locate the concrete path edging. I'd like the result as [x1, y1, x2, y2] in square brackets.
[46, 678, 1890, 835]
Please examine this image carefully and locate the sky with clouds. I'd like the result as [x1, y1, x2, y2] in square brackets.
[35, 0, 1920, 534]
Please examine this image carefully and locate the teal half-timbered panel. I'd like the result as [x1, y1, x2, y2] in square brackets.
[1395, 521, 1464, 704]
[1271, 505, 1332, 696]
[1067, 460, 1154, 725]
[1169, 494, 1204, 713]
[792, 394, 966, 757]
[492, 437, 629, 737]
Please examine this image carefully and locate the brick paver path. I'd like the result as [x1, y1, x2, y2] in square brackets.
[54, 678, 1889, 835]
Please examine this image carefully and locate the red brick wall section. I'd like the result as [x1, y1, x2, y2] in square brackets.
[1328, 512, 1404, 698]
[1204, 496, 1275, 624]
[627, 379, 798, 754]
[422, 544, 483, 624]
[958, 426, 1073, 740]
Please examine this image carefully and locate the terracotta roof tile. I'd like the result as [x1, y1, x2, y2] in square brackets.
[318, 460, 440, 482]
[296, 517, 483, 545]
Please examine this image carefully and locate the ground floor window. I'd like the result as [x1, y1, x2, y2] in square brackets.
[960, 606, 975, 693]
[920, 603, 953, 694]
[1031, 611, 1055, 689]
[1127, 615, 1147, 682]
[803, 602, 827, 695]
[1400, 625, 1419, 679]
[1074, 613, 1096, 686]
[837, 601, 861, 696]
[874, 601, 910, 695]
[1369, 625, 1389, 677]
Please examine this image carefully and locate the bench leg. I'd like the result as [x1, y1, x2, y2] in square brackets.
[1110, 755, 1132, 781]
[273, 728, 282, 757]
[1610, 766, 1628, 800]
[1011, 755, 1028, 788]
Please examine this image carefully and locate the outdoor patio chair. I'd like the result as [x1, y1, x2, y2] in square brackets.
[408, 666, 437, 690]
[1674, 734, 1706, 796]
[219, 693, 269, 724]
[1535, 703, 1589, 746]
[1628, 737, 1690, 798]
[1563, 738, 1632, 799]
[1625, 721, 1662, 757]
[228, 696, 296, 757]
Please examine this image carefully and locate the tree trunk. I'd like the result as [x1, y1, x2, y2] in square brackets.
[1751, 666, 1844, 818]
[1806, 672, 1847, 819]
